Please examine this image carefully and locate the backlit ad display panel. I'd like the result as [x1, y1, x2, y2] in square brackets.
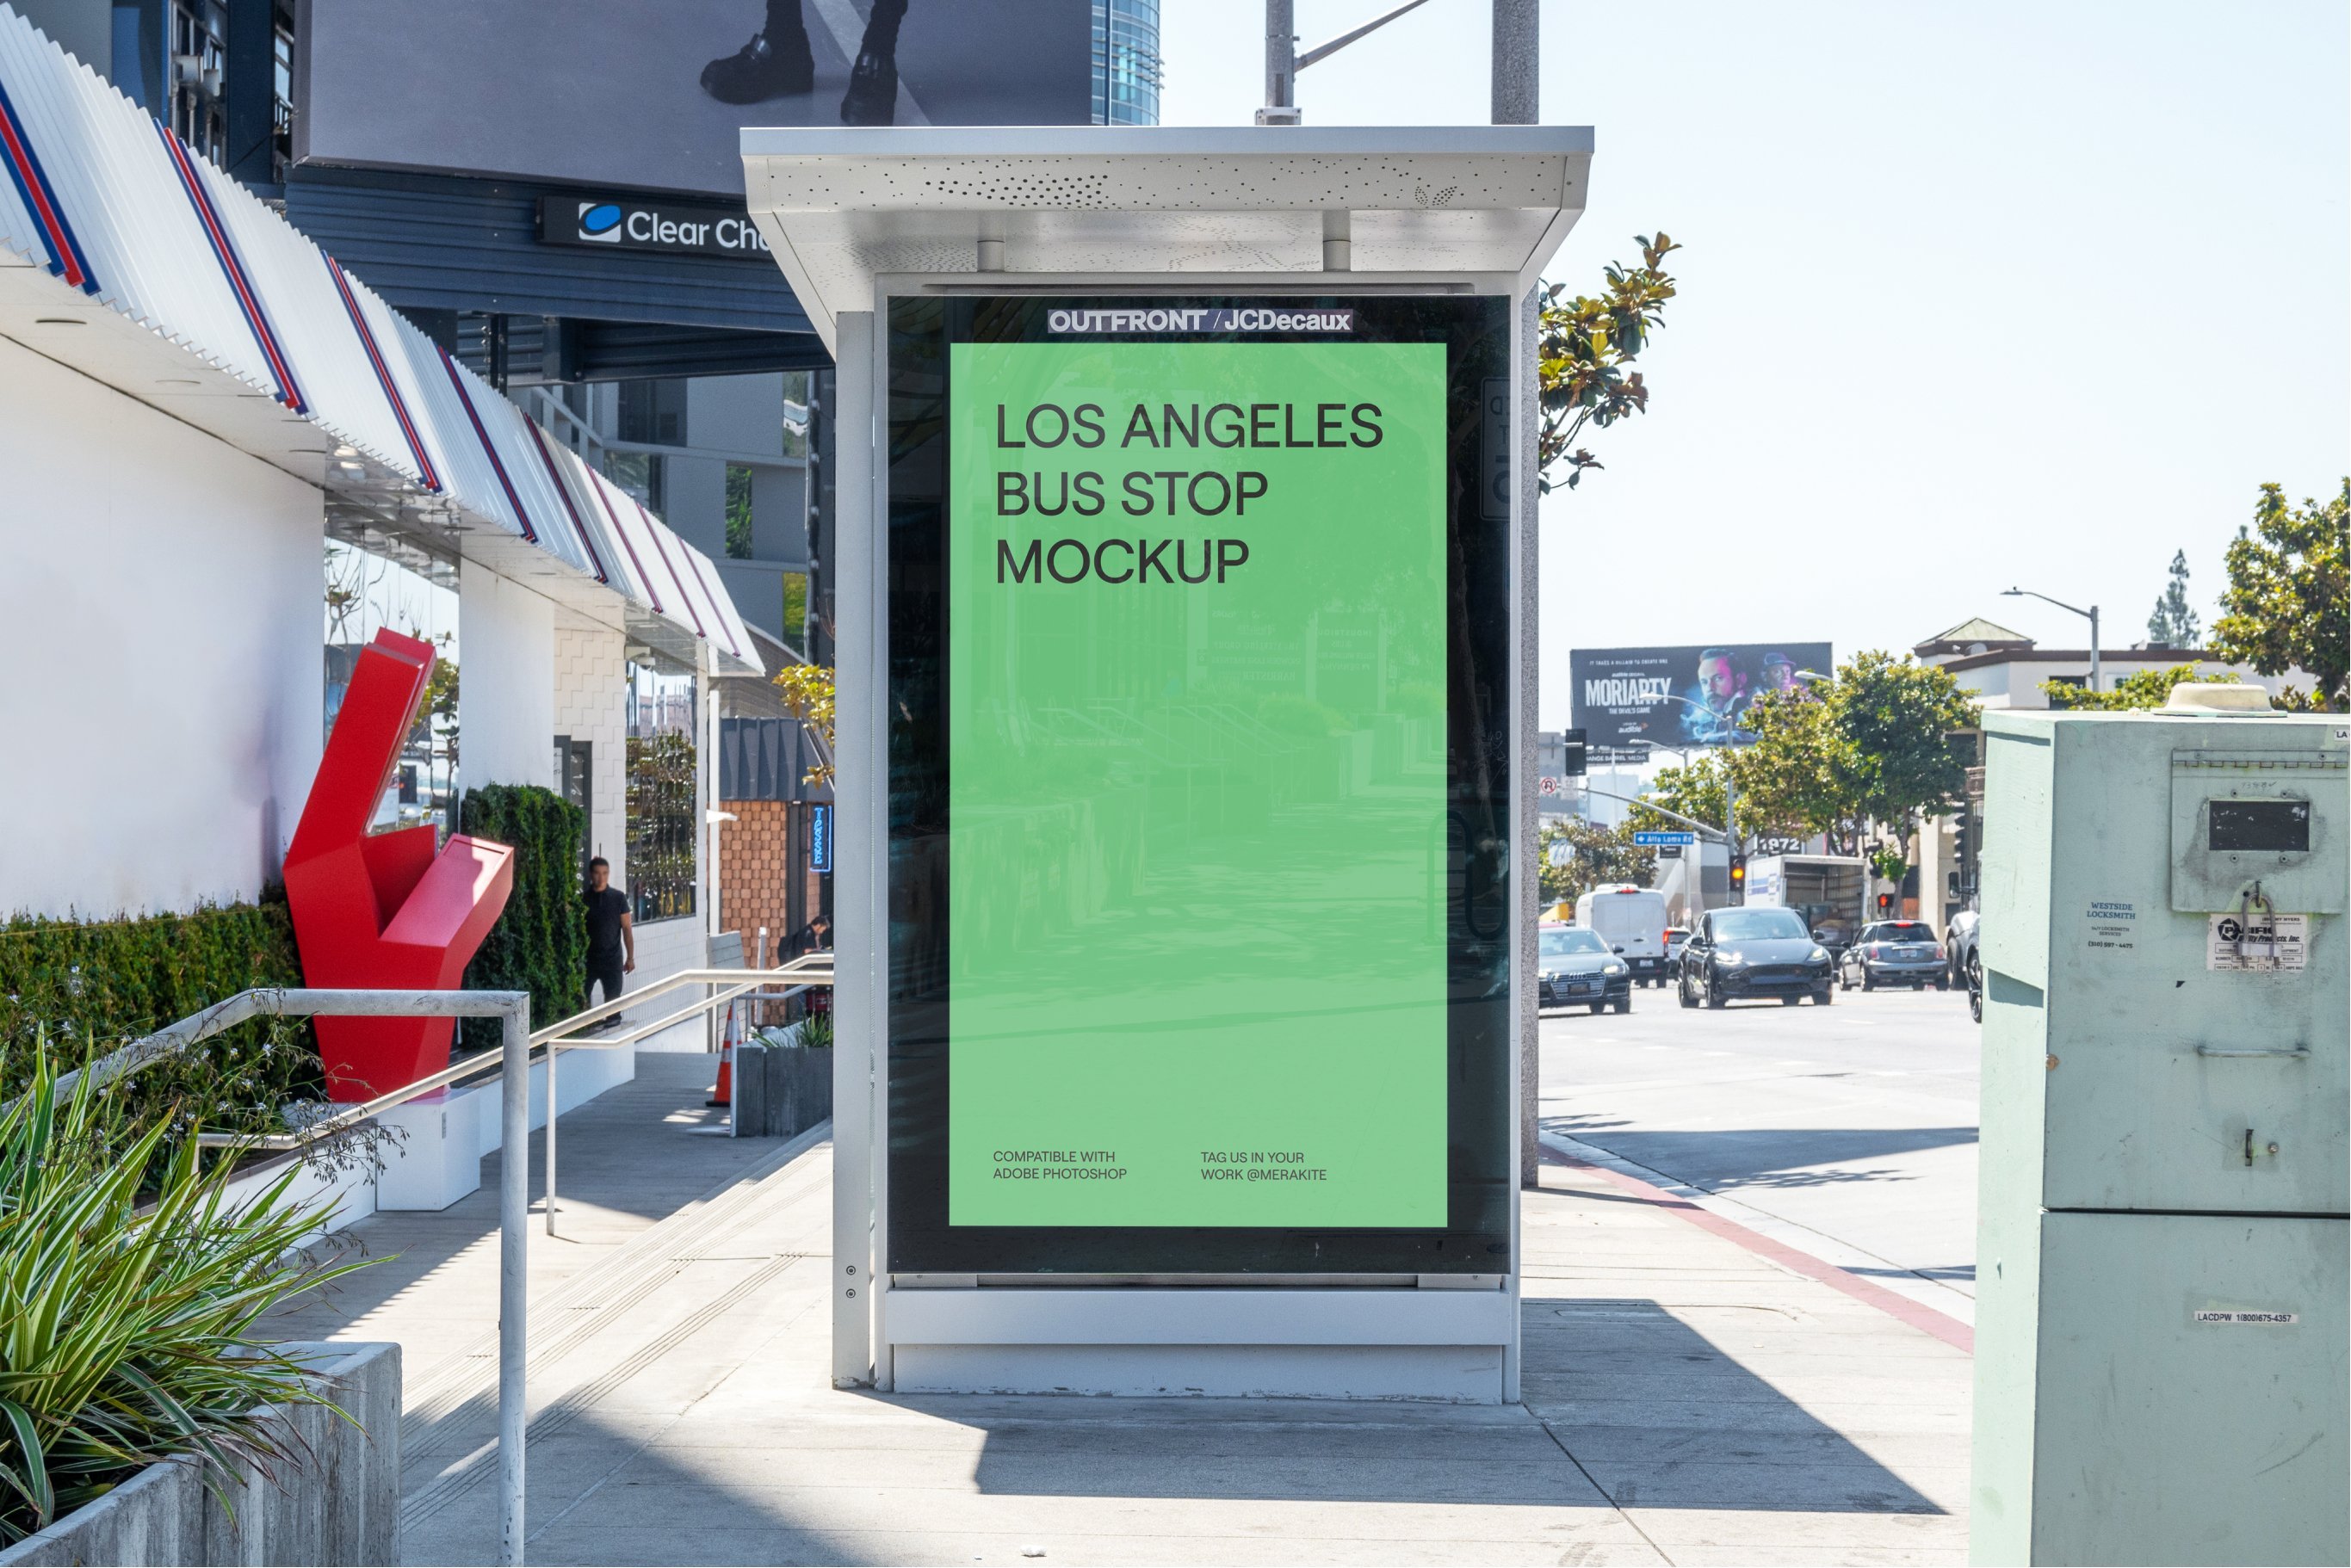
[887, 295, 1513, 1275]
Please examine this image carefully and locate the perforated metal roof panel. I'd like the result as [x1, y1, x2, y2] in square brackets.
[739, 126, 1593, 349]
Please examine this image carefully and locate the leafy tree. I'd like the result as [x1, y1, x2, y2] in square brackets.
[1723, 652, 1977, 854]
[1723, 690, 1845, 843]
[1536, 234, 1681, 493]
[1627, 752, 1729, 838]
[2211, 479, 2349, 711]
[2145, 549, 2200, 647]
[2043, 663, 2240, 712]
[1537, 818, 1655, 909]
[1827, 651, 1979, 825]
[771, 663, 837, 786]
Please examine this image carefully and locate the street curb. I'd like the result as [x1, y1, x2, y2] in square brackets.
[1539, 1135, 1975, 1355]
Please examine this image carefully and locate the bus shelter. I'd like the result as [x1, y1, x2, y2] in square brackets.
[743, 127, 1589, 1401]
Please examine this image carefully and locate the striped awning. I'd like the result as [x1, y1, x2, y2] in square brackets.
[0, 4, 758, 672]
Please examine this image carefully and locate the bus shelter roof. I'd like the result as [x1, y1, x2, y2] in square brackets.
[739, 126, 1593, 351]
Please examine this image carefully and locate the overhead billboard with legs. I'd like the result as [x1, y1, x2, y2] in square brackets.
[1570, 642, 1834, 756]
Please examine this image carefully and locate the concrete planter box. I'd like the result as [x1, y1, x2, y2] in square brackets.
[0, 1343, 399, 1567]
[733, 1037, 833, 1139]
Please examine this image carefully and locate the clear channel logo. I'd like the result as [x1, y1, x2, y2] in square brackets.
[576, 202, 624, 244]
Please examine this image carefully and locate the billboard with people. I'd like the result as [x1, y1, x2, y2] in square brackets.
[1570, 642, 1834, 755]
[297, 0, 1092, 198]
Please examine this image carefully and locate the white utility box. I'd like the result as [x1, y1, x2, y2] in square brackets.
[1971, 701, 2348, 1565]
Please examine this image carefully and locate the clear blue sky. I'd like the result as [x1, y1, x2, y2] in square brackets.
[1159, 2, 2351, 728]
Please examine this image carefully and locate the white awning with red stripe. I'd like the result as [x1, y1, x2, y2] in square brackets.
[0, 3, 760, 673]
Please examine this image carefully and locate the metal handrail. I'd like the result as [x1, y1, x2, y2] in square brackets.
[40, 955, 836, 1566]
[40, 988, 535, 1564]
[182, 957, 834, 1154]
[188, 958, 835, 1254]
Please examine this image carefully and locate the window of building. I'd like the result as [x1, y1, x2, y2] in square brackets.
[324, 538, 459, 839]
[1091, 0, 1161, 126]
[270, 21, 294, 177]
[604, 450, 665, 514]
[725, 464, 755, 559]
[780, 371, 812, 459]
[168, 0, 228, 159]
[616, 378, 690, 446]
[625, 659, 697, 923]
[781, 571, 809, 641]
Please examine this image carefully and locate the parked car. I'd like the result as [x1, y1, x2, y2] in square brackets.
[1945, 909, 1980, 988]
[1676, 906, 1834, 1009]
[1539, 923, 1632, 1015]
[1965, 942, 1983, 1022]
[1662, 926, 1690, 977]
[1574, 885, 1672, 988]
[1836, 921, 1949, 991]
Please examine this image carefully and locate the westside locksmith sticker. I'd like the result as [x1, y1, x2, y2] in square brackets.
[2083, 900, 2138, 955]
[2208, 913, 2309, 971]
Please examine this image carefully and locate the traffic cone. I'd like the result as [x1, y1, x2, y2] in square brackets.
[708, 1037, 733, 1108]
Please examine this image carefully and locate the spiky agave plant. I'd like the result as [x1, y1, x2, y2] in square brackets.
[0, 1041, 374, 1543]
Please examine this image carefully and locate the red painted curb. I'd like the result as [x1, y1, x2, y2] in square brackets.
[1546, 1150, 1976, 1355]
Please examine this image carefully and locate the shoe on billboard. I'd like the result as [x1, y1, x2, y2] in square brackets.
[839, 49, 897, 124]
[701, 28, 815, 103]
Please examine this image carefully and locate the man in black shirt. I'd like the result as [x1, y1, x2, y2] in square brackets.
[585, 857, 634, 1022]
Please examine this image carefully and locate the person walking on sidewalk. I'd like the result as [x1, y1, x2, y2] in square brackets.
[701, 0, 907, 124]
[585, 857, 634, 1028]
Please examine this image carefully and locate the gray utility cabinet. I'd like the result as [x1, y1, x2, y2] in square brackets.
[1972, 707, 2348, 1565]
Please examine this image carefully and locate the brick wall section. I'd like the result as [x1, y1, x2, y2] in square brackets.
[721, 799, 822, 961]
[552, 610, 626, 878]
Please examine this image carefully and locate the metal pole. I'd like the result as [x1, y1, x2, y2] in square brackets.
[2088, 606, 2101, 694]
[543, 1043, 557, 1238]
[1258, 0, 1298, 124]
[1491, 0, 1537, 125]
[1725, 770, 1742, 906]
[499, 1000, 529, 1565]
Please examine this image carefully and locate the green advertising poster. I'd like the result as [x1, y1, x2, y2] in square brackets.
[947, 338, 1451, 1228]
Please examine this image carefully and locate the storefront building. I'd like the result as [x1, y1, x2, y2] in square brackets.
[0, 10, 756, 1042]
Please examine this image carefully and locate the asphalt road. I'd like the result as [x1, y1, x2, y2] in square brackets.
[1537, 975, 1983, 1325]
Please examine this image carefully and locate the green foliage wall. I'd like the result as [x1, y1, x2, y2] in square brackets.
[0, 899, 314, 1108]
[458, 784, 587, 1051]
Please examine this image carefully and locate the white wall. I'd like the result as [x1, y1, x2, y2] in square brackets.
[457, 558, 555, 791]
[0, 336, 321, 917]
[553, 610, 626, 872]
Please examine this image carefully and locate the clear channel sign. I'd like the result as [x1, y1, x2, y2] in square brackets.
[883, 294, 1516, 1277]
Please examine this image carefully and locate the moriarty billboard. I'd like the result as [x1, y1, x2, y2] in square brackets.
[1570, 643, 1833, 755]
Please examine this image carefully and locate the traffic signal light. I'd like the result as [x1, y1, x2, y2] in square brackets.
[1561, 728, 1587, 778]
[1877, 892, 1894, 914]
[1728, 855, 1747, 904]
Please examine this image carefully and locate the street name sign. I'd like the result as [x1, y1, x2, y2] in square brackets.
[1633, 830, 1696, 846]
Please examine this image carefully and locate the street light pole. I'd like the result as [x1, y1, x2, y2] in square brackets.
[2004, 586, 2102, 694]
[1258, 0, 1436, 124]
[1259, 0, 1296, 124]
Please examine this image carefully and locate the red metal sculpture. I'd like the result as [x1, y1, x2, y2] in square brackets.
[286, 629, 515, 1101]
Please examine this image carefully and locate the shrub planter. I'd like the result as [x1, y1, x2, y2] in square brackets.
[0, 1343, 399, 1567]
[733, 1035, 833, 1139]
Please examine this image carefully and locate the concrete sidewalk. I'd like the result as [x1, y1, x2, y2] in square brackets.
[267, 1057, 1971, 1565]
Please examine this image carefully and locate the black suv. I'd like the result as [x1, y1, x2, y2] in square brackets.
[1677, 906, 1835, 1009]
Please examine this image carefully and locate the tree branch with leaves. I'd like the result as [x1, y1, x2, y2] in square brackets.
[2211, 479, 2348, 711]
[771, 664, 836, 787]
[1536, 233, 1682, 493]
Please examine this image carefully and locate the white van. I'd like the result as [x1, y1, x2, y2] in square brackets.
[1574, 885, 1673, 987]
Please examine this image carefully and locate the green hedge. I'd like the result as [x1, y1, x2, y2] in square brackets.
[0, 898, 315, 1110]
[458, 784, 587, 1052]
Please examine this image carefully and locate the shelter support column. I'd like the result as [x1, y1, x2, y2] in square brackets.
[831, 309, 881, 1388]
